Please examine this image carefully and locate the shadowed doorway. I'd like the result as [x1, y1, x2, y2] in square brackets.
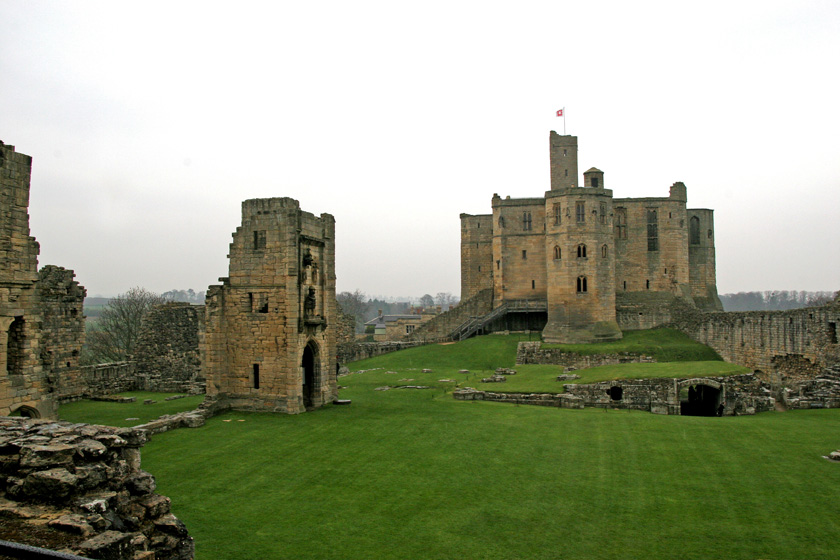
[301, 341, 319, 409]
[679, 383, 722, 416]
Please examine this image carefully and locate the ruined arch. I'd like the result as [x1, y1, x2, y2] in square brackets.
[10, 405, 40, 418]
[301, 340, 321, 409]
[678, 379, 723, 417]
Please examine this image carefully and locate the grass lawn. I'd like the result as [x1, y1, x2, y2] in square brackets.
[541, 327, 723, 361]
[57, 392, 204, 427]
[57, 333, 840, 559]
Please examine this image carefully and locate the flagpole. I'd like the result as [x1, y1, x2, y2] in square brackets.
[563, 107, 566, 135]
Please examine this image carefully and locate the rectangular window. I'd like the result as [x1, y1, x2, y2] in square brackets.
[553, 204, 561, 225]
[829, 322, 838, 344]
[522, 250, 527, 260]
[576, 202, 585, 223]
[647, 209, 659, 251]
[253, 364, 260, 389]
[599, 202, 606, 224]
[253, 230, 266, 250]
[406, 325, 415, 335]
[591, 177, 599, 188]
[522, 212, 532, 231]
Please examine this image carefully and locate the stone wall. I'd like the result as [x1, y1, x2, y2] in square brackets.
[0, 417, 193, 559]
[337, 341, 426, 365]
[670, 299, 840, 385]
[407, 288, 493, 342]
[59, 362, 138, 402]
[455, 373, 776, 416]
[515, 341, 655, 367]
[335, 304, 356, 345]
[134, 303, 205, 394]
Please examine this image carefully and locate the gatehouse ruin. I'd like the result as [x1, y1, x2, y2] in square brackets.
[203, 197, 338, 413]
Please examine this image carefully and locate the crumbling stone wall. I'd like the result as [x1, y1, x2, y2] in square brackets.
[57, 362, 138, 403]
[406, 288, 493, 342]
[337, 341, 426, 365]
[134, 303, 205, 394]
[1, 142, 86, 419]
[670, 299, 840, 385]
[516, 341, 655, 367]
[335, 304, 356, 346]
[0, 417, 193, 559]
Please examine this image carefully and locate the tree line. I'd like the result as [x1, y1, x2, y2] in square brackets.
[719, 290, 836, 312]
[337, 290, 459, 333]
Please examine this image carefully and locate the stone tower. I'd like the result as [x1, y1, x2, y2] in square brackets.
[0, 142, 86, 418]
[542, 144, 621, 343]
[204, 197, 337, 413]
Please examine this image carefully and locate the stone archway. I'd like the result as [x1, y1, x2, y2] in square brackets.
[679, 380, 723, 417]
[10, 405, 40, 418]
[301, 341, 320, 409]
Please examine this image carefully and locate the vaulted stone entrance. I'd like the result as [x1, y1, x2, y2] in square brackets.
[679, 380, 723, 417]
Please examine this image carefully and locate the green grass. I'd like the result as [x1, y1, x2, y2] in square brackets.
[542, 327, 724, 361]
[56, 333, 840, 559]
[58, 392, 204, 427]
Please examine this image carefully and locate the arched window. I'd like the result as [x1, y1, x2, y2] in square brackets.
[554, 246, 561, 260]
[576, 276, 588, 293]
[577, 244, 587, 258]
[601, 244, 608, 258]
[689, 216, 700, 245]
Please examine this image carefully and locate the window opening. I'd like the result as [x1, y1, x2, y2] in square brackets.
[599, 202, 606, 224]
[577, 244, 587, 258]
[496, 260, 500, 269]
[531, 280, 535, 289]
[522, 212, 532, 231]
[406, 324, 415, 335]
[591, 177, 599, 188]
[615, 207, 627, 239]
[623, 281, 627, 290]
[7, 317, 24, 375]
[608, 386, 623, 401]
[499, 216, 505, 229]
[601, 244, 608, 258]
[522, 250, 527, 260]
[829, 322, 838, 344]
[576, 202, 585, 223]
[253, 364, 260, 389]
[576, 276, 588, 293]
[647, 209, 659, 251]
[646, 279, 650, 290]
[689, 216, 700, 245]
[554, 246, 561, 260]
[253, 230, 266, 250]
[553, 204, 561, 225]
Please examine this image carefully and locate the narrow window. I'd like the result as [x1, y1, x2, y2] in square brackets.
[478, 266, 481, 272]
[522, 250, 527, 260]
[577, 244, 587, 258]
[708, 229, 713, 239]
[531, 280, 535, 289]
[623, 281, 627, 290]
[554, 246, 561, 260]
[6, 317, 25, 375]
[253, 230, 266, 250]
[599, 202, 606, 224]
[499, 216, 505, 229]
[246, 293, 254, 312]
[829, 322, 838, 344]
[253, 364, 260, 389]
[553, 204, 561, 225]
[563, 148, 567, 156]
[565, 169, 569, 177]
[647, 209, 659, 252]
[496, 260, 500, 269]
[577, 276, 588, 293]
[646, 279, 650, 290]
[689, 216, 700, 245]
[522, 212, 532, 231]
[601, 244, 608, 258]
[576, 202, 585, 223]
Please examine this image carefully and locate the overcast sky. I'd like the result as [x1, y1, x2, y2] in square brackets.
[2, 1, 838, 299]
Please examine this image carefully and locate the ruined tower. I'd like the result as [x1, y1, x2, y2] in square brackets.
[0, 142, 86, 418]
[204, 197, 337, 413]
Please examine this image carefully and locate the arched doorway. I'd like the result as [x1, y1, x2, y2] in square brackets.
[301, 341, 320, 409]
[10, 405, 40, 418]
[679, 383, 722, 416]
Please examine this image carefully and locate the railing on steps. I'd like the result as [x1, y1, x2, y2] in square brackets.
[0, 540, 86, 560]
[451, 299, 548, 341]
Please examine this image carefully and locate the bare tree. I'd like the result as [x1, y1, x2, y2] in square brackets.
[435, 292, 454, 308]
[336, 289, 368, 333]
[82, 287, 167, 364]
[419, 294, 435, 308]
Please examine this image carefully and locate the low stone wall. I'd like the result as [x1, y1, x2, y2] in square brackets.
[455, 373, 777, 416]
[782, 365, 840, 410]
[516, 341, 655, 368]
[453, 388, 583, 409]
[0, 417, 193, 559]
[60, 362, 138, 402]
[337, 341, 426, 364]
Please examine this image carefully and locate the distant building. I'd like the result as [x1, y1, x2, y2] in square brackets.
[460, 132, 722, 343]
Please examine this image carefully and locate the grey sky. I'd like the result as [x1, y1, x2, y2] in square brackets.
[2, 1, 838, 298]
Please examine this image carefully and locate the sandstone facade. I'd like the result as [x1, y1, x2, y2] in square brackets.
[203, 198, 337, 413]
[134, 303, 205, 394]
[0, 142, 86, 419]
[460, 132, 722, 343]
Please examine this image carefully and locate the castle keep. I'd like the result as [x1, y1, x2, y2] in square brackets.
[460, 132, 722, 343]
[0, 142, 85, 418]
[204, 198, 337, 413]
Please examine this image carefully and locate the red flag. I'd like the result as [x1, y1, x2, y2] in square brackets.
[556, 109, 564, 117]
